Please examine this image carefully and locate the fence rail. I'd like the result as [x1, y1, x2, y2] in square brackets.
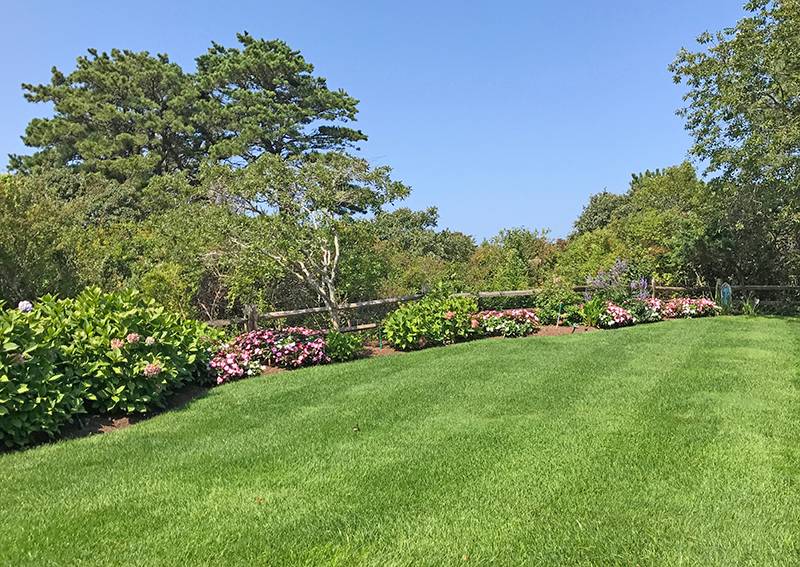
[207, 283, 799, 330]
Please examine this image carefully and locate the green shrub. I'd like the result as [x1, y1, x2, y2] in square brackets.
[384, 292, 478, 351]
[41, 288, 219, 415]
[534, 284, 582, 325]
[1, 288, 220, 447]
[0, 305, 86, 447]
[560, 303, 584, 326]
[325, 331, 364, 362]
[580, 297, 605, 327]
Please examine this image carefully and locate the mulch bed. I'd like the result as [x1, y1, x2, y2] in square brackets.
[537, 324, 596, 336]
[363, 344, 400, 358]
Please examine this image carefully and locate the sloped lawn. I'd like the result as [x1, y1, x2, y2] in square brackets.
[2, 317, 800, 565]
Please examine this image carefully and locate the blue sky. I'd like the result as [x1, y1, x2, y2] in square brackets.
[1, 1, 745, 239]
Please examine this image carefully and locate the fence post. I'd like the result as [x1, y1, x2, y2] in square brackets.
[245, 305, 259, 332]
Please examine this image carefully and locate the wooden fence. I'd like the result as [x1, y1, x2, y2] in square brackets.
[207, 283, 799, 332]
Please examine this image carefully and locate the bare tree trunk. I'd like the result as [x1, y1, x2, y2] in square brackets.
[319, 293, 341, 330]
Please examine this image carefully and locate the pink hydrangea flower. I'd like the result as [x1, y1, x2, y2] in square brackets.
[126, 333, 141, 344]
[143, 363, 162, 377]
[110, 338, 125, 350]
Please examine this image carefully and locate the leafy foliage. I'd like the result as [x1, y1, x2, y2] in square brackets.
[383, 290, 478, 351]
[42, 288, 219, 414]
[579, 297, 605, 327]
[0, 289, 218, 447]
[533, 284, 583, 325]
[670, 1, 800, 284]
[0, 304, 85, 447]
[211, 151, 409, 328]
[572, 191, 628, 236]
[324, 331, 365, 363]
[11, 33, 364, 183]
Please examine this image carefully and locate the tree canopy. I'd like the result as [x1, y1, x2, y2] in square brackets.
[11, 33, 365, 184]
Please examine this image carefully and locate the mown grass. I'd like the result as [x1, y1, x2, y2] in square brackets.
[1, 317, 800, 566]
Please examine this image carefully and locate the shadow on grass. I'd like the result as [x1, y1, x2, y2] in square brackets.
[3, 383, 212, 454]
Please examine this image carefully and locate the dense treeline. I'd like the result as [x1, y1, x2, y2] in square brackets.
[1, 1, 798, 324]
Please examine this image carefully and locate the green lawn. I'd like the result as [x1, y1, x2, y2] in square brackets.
[2, 317, 800, 566]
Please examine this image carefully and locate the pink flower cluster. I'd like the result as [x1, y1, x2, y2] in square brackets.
[210, 327, 329, 384]
[110, 333, 156, 350]
[644, 297, 662, 312]
[472, 308, 540, 337]
[143, 362, 162, 377]
[473, 308, 540, 326]
[599, 302, 634, 328]
[662, 297, 719, 318]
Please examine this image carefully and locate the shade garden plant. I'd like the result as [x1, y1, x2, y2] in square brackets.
[623, 297, 663, 324]
[0, 303, 84, 447]
[597, 302, 635, 329]
[383, 291, 479, 351]
[0, 288, 219, 447]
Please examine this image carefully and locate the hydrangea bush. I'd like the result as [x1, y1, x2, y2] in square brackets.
[0, 304, 85, 447]
[40, 288, 219, 415]
[1, 288, 220, 447]
[473, 308, 540, 337]
[325, 331, 365, 363]
[383, 293, 479, 351]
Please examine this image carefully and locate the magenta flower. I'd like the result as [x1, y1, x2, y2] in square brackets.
[209, 326, 330, 384]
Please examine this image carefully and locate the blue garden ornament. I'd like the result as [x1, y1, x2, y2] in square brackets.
[720, 282, 732, 310]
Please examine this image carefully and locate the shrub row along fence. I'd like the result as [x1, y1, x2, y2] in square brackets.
[208, 284, 800, 333]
